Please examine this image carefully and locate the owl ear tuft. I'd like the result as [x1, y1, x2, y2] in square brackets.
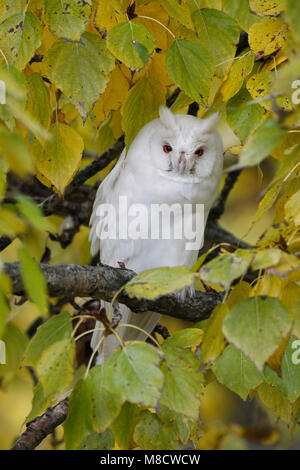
[159, 106, 177, 130]
[201, 112, 220, 133]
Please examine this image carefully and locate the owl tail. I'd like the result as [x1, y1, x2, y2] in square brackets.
[91, 302, 161, 364]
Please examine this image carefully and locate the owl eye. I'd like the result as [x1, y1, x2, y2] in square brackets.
[195, 147, 204, 157]
[163, 145, 172, 154]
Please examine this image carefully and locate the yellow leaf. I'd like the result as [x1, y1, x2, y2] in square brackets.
[247, 72, 293, 112]
[249, 0, 285, 17]
[201, 304, 229, 363]
[248, 17, 289, 59]
[220, 51, 254, 102]
[94, 0, 127, 33]
[285, 190, 300, 226]
[33, 123, 84, 195]
[257, 383, 292, 424]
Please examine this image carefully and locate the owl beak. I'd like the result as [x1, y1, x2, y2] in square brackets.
[178, 153, 186, 174]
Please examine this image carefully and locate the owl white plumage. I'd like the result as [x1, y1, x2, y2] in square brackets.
[89, 107, 223, 362]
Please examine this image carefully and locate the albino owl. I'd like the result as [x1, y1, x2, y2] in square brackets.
[89, 107, 223, 362]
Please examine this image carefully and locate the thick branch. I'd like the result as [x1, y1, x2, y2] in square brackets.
[11, 399, 68, 451]
[4, 262, 223, 322]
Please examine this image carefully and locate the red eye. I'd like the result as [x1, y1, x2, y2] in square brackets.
[163, 145, 172, 154]
[196, 148, 204, 157]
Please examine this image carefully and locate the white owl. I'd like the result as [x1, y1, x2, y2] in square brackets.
[89, 107, 223, 362]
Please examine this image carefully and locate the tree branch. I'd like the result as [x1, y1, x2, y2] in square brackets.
[11, 399, 69, 451]
[3, 262, 223, 323]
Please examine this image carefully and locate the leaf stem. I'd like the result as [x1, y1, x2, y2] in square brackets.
[137, 15, 176, 40]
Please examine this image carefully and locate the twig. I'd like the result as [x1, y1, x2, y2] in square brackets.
[11, 399, 69, 451]
[209, 170, 242, 222]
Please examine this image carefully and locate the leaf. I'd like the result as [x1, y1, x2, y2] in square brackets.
[122, 76, 165, 147]
[213, 345, 263, 400]
[160, 350, 204, 420]
[0, 129, 33, 176]
[26, 73, 51, 143]
[220, 51, 254, 102]
[16, 194, 55, 232]
[107, 21, 156, 71]
[0, 11, 42, 70]
[252, 181, 283, 225]
[228, 119, 287, 170]
[125, 266, 196, 300]
[0, 290, 10, 339]
[247, 72, 293, 112]
[77, 430, 114, 450]
[226, 88, 266, 142]
[102, 342, 164, 408]
[23, 311, 72, 367]
[111, 402, 139, 450]
[191, 8, 240, 78]
[19, 246, 49, 315]
[44, 0, 92, 41]
[251, 248, 282, 271]
[0, 1, 27, 23]
[250, 0, 285, 17]
[257, 382, 292, 424]
[223, 296, 292, 371]
[161, 0, 192, 29]
[201, 304, 228, 363]
[0, 65, 28, 131]
[285, 0, 300, 42]
[280, 337, 300, 402]
[36, 339, 74, 400]
[165, 328, 203, 349]
[199, 250, 253, 290]
[248, 17, 288, 59]
[134, 411, 179, 450]
[222, 0, 259, 32]
[94, 0, 127, 33]
[44, 32, 115, 121]
[0, 323, 28, 380]
[166, 39, 214, 106]
[33, 123, 84, 195]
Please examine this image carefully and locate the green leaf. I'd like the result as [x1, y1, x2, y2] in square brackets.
[103, 342, 164, 408]
[44, 0, 92, 41]
[166, 39, 214, 106]
[134, 410, 179, 450]
[0, 129, 33, 176]
[26, 383, 46, 423]
[251, 248, 282, 271]
[229, 119, 287, 170]
[0, 11, 42, 70]
[23, 311, 72, 367]
[199, 250, 253, 290]
[223, 296, 292, 371]
[221, 50, 254, 102]
[19, 246, 49, 315]
[0, 290, 10, 339]
[111, 402, 139, 450]
[0, 1, 27, 23]
[44, 32, 114, 121]
[125, 266, 196, 300]
[77, 430, 114, 450]
[64, 365, 123, 449]
[0, 323, 28, 380]
[192, 8, 240, 78]
[160, 341, 204, 420]
[222, 0, 259, 32]
[26, 72, 51, 143]
[17, 194, 55, 232]
[257, 382, 292, 424]
[285, 0, 300, 42]
[165, 328, 203, 349]
[122, 76, 165, 148]
[33, 122, 84, 195]
[280, 338, 300, 402]
[226, 88, 266, 142]
[213, 344, 263, 400]
[161, 0, 192, 29]
[0, 65, 28, 131]
[107, 21, 156, 71]
[36, 339, 74, 400]
[201, 304, 228, 363]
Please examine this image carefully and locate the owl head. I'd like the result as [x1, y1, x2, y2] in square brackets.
[127, 107, 223, 182]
